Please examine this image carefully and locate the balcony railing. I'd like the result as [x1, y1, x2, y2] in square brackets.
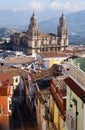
[70, 63, 85, 90]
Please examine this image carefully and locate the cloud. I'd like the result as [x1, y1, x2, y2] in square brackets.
[12, 0, 46, 11]
[28, 1, 46, 11]
[50, 1, 62, 9]
[49, 0, 85, 11]
[62, 1, 85, 11]
[70, 2, 85, 11]
[0, 0, 46, 11]
[0, 0, 85, 12]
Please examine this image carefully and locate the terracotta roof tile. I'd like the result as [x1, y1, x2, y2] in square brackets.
[30, 64, 58, 82]
[50, 78, 66, 121]
[64, 77, 85, 102]
[5, 56, 35, 64]
[0, 70, 20, 85]
[41, 52, 67, 58]
[50, 85, 66, 121]
[0, 73, 13, 85]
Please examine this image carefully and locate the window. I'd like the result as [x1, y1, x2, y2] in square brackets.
[15, 78, 18, 82]
[0, 106, 4, 116]
[9, 104, 12, 110]
[70, 99, 77, 130]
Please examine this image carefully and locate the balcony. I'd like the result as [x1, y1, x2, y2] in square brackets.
[70, 62, 85, 90]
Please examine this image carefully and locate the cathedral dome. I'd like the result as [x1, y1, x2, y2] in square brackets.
[60, 13, 65, 20]
[30, 11, 37, 21]
[59, 13, 66, 27]
[28, 11, 39, 34]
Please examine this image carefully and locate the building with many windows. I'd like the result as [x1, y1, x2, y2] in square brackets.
[11, 12, 68, 55]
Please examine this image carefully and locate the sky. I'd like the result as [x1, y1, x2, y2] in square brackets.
[0, 0, 85, 12]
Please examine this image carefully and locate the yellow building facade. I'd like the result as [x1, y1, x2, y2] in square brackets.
[36, 77, 66, 130]
[49, 93, 65, 130]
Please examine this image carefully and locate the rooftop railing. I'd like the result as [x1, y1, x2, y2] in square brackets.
[70, 63, 85, 90]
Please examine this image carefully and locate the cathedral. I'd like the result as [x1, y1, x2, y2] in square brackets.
[10, 12, 69, 55]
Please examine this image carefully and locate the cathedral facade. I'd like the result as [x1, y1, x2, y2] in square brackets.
[10, 12, 68, 55]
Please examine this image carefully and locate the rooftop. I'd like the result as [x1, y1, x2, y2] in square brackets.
[64, 77, 85, 103]
[41, 52, 68, 58]
[50, 77, 66, 121]
[4, 56, 35, 65]
[39, 32, 56, 39]
[0, 68, 21, 85]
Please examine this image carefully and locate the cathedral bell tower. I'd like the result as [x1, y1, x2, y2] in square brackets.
[28, 11, 39, 39]
[58, 13, 68, 38]
[57, 13, 68, 51]
[27, 11, 40, 55]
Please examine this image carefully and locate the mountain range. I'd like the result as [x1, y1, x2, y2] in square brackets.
[0, 9, 85, 44]
[39, 10, 85, 44]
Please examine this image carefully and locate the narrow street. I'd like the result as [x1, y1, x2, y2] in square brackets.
[10, 101, 39, 130]
[10, 91, 40, 130]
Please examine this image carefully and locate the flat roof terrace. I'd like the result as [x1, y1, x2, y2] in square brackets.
[4, 56, 35, 65]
